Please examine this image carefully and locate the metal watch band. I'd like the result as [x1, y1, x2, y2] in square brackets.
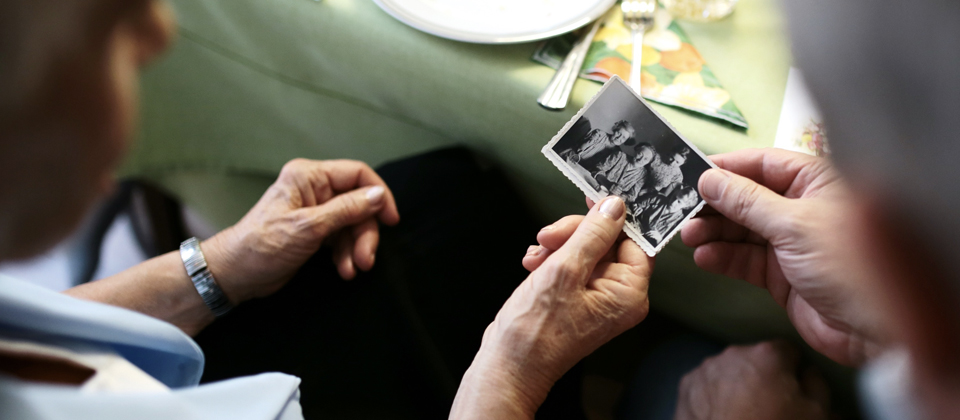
[179, 237, 233, 317]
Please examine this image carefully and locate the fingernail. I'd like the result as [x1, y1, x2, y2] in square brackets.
[540, 224, 555, 232]
[526, 245, 542, 257]
[366, 186, 385, 203]
[700, 169, 730, 201]
[598, 196, 625, 219]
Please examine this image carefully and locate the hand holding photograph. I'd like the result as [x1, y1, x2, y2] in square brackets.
[542, 76, 716, 256]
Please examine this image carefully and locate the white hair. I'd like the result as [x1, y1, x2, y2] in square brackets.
[785, 0, 960, 290]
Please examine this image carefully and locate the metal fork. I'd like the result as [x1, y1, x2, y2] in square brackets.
[621, 0, 657, 92]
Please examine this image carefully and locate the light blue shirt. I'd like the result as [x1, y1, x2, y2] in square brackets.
[859, 349, 927, 420]
[0, 275, 304, 420]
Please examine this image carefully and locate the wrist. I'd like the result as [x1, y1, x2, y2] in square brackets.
[199, 229, 247, 305]
[451, 321, 562, 419]
[452, 348, 554, 420]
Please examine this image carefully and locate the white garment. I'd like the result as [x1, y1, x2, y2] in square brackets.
[0, 275, 304, 420]
[859, 348, 927, 420]
[0, 338, 169, 393]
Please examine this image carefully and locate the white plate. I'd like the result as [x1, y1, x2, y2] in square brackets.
[374, 0, 617, 44]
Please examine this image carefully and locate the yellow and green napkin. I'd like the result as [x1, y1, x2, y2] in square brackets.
[533, 7, 748, 128]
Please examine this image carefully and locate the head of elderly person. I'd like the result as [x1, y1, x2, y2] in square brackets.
[0, 0, 174, 261]
[786, 0, 960, 417]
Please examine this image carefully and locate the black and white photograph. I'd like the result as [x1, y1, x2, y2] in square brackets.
[542, 76, 716, 256]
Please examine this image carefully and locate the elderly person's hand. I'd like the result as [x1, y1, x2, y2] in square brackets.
[675, 341, 830, 420]
[682, 148, 885, 366]
[450, 196, 653, 420]
[66, 158, 399, 335]
[203, 158, 400, 303]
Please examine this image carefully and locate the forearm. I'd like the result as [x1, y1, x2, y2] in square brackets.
[63, 236, 233, 336]
[449, 348, 552, 420]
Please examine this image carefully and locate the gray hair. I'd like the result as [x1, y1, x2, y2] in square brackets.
[785, 0, 960, 291]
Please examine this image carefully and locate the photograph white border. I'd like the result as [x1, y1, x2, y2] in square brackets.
[541, 75, 718, 257]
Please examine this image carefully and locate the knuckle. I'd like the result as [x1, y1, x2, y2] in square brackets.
[541, 259, 586, 285]
[278, 159, 313, 183]
[626, 295, 650, 325]
[281, 158, 309, 174]
[310, 217, 333, 239]
[577, 220, 615, 249]
[622, 264, 646, 282]
[777, 208, 809, 238]
[353, 160, 373, 172]
[748, 341, 783, 368]
[557, 259, 584, 278]
[290, 210, 325, 237]
[554, 215, 583, 231]
[337, 193, 367, 217]
[312, 172, 330, 192]
[730, 182, 761, 220]
[334, 159, 371, 172]
[678, 372, 695, 392]
[751, 341, 777, 356]
[719, 345, 748, 360]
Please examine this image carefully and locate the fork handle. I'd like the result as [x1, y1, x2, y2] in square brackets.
[629, 28, 645, 93]
[537, 20, 603, 111]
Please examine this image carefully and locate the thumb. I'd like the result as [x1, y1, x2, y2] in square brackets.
[698, 168, 791, 241]
[549, 196, 626, 282]
[300, 186, 386, 239]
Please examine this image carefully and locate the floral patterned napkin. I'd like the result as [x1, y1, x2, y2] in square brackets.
[532, 7, 748, 128]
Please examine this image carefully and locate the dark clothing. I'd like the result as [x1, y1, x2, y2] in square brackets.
[193, 148, 586, 420]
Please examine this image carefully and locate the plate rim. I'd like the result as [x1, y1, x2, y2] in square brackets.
[373, 0, 617, 44]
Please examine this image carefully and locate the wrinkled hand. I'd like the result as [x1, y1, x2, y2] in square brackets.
[682, 148, 883, 366]
[450, 196, 653, 419]
[675, 341, 830, 420]
[204, 158, 400, 304]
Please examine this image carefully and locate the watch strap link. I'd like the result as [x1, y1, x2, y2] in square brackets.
[179, 237, 233, 317]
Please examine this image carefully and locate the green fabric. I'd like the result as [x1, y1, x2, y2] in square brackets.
[128, 0, 799, 342]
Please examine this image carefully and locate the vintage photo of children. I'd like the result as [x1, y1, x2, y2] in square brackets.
[543, 77, 715, 255]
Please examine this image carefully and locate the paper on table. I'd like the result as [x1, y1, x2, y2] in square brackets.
[773, 67, 829, 156]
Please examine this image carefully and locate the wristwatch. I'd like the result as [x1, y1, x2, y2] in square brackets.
[179, 237, 233, 317]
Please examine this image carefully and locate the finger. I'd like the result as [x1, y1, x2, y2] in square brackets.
[320, 160, 400, 225]
[539, 220, 626, 264]
[548, 196, 626, 281]
[590, 243, 653, 289]
[599, 232, 630, 264]
[298, 186, 388, 240]
[537, 215, 585, 250]
[681, 215, 767, 248]
[614, 236, 654, 277]
[277, 159, 324, 206]
[708, 148, 833, 198]
[748, 340, 801, 373]
[692, 242, 769, 289]
[698, 168, 793, 242]
[280, 159, 400, 225]
[334, 232, 357, 280]
[694, 242, 792, 306]
[522, 245, 553, 272]
[351, 218, 379, 272]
